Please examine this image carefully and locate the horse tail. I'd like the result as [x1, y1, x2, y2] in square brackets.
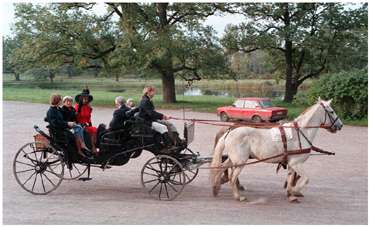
[210, 134, 226, 196]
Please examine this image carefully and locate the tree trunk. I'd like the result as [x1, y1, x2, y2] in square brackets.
[14, 72, 20, 81]
[283, 40, 295, 103]
[161, 70, 176, 103]
[49, 72, 54, 83]
[115, 74, 119, 82]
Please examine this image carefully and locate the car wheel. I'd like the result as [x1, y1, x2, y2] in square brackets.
[251, 115, 262, 123]
[220, 112, 229, 122]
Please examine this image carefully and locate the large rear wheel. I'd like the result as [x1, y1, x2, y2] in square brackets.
[13, 142, 64, 195]
[141, 155, 185, 201]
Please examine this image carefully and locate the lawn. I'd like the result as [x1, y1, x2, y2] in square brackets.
[2, 75, 367, 126]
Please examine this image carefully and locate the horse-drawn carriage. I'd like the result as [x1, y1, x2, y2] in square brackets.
[13, 98, 342, 203]
[13, 116, 203, 201]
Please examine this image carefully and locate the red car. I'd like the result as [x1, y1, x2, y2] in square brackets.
[217, 97, 288, 122]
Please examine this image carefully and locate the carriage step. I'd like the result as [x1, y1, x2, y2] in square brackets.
[78, 177, 92, 181]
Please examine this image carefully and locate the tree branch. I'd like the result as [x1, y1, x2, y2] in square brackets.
[106, 3, 123, 18]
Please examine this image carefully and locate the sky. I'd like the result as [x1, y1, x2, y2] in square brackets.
[0, 2, 245, 38]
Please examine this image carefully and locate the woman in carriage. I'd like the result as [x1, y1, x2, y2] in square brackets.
[46, 94, 91, 161]
[74, 87, 98, 155]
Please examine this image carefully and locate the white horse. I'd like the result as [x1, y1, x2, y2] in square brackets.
[210, 98, 343, 202]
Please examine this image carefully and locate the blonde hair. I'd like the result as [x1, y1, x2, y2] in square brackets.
[143, 86, 155, 95]
[50, 94, 62, 106]
[62, 96, 73, 103]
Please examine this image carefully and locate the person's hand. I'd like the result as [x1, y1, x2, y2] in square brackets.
[163, 115, 171, 120]
[67, 122, 75, 128]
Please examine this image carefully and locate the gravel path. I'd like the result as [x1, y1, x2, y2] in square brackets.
[3, 101, 367, 224]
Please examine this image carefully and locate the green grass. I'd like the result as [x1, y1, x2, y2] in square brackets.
[3, 76, 367, 126]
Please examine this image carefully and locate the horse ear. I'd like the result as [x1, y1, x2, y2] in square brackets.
[317, 97, 322, 103]
[328, 99, 333, 105]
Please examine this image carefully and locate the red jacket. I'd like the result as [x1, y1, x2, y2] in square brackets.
[75, 104, 97, 134]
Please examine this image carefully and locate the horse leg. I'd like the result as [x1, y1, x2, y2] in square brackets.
[230, 166, 246, 202]
[289, 163, 309, 202]
[213, 159, 232, 197]
[286, 168, 304, 197]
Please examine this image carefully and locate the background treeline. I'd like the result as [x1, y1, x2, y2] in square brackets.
[2, 3, 368, 120]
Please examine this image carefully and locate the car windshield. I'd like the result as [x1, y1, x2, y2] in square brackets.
[260, 100, 273, 108]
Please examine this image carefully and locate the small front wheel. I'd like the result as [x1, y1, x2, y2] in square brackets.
[141, 155, 185, 201]
[220, 112, 229, 122]
[13, 142, 64, 195]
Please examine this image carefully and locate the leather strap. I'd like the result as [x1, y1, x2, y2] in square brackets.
[279, 126, 288, 159]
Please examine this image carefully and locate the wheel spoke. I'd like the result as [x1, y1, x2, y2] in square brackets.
[16, 160, 35, 168]
[74, 164, 82, 175]
[45, 169, 62, 177]
[143, 178, 159, 184]
[22, 171, 36, 186]
[143, 172, 160, 178]
[31, 173, 38, 191]
[166, 181, 178, 192]
[42, 172, 56, 187]
[164, 182, 170, 199]
[169, 179, 182, 185]
[40, 173, 46, 193]
[148, 181, 160, 193]
[145, 165, 160, 174]
[16, 168, 34, 174]
[159, 183, 163, 199]
[69, 169, 73, 178]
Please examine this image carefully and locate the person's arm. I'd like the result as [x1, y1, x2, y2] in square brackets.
[142, 99, 164, 120]
[125, 107, 139, 118]
[47, 109, 69, 129]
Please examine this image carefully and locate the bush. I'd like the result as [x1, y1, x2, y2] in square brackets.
[307, 69, 368, 120]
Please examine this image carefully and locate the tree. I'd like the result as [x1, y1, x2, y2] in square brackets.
[3, 36, 22, 81]
[221, 3, 368, 102]
[104, 3, 228, 103]
[10, 3, 117, 82]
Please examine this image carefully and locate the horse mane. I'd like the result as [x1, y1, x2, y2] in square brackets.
[294, 102, 320, 124]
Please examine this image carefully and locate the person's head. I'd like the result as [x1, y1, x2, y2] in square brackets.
[50, 94, 62, 107]
[126, 98, 135, 108]
[115, 96, 126, 108]
[143, 86, 156, 99]
[62, 96, 73, 107]
[75, 87, 93, 105]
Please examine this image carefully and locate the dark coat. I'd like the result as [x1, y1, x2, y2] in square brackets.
[46, 106, 69, 130]
[109, 105, 138, 130]
[61, 106, 77, 122]
[138, 95, 163, 122]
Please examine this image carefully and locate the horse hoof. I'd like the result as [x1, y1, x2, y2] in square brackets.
[212, 186, 220, 197]
[238, 185, 246, 191]
[289, 196, 300, 203]
[239, 196, 247, 202]
[293, 192, 304, 197]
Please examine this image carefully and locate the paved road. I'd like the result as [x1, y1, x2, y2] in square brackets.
[3, 101, 367, 224]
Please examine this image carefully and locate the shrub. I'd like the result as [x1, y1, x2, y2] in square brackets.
[307, 69, 368, 119]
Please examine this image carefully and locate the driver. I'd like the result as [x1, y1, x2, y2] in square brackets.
[138, 86, 184, 147]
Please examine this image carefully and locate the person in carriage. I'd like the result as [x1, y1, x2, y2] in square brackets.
[74, 87, 98, 155]
[61, 96, 91, 157]
[46, 94, 92, 161]
[108, 96, 138, 130]
[138, 86, 185, 148]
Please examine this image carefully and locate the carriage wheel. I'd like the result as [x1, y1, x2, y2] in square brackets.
[180, 150, 199, 185]
[13, 142, 64, 195]
[62, 163, 88, 180]
[141, 155, 186, 201]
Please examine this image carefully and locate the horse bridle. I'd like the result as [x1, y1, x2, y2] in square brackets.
[320, 102, 339, 130]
